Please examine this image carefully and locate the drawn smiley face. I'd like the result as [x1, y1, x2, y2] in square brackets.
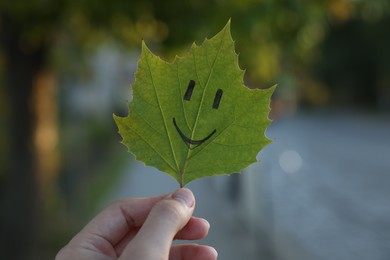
[173, 80, 223, 149]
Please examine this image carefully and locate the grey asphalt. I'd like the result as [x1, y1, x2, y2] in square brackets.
[103, 111, 390, 260]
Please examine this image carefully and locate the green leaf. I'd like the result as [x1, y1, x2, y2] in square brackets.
[114, 20, 275, 187]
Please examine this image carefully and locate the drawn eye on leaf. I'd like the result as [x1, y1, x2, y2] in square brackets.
[114, 20, 276, 187]
[212, 89, 223, 109]
[183, 80, 195, 101]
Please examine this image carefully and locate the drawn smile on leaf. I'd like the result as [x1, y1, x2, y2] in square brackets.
[173, 80, 223, 149]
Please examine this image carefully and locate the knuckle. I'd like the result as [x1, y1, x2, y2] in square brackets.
[153, 199, 187, 222]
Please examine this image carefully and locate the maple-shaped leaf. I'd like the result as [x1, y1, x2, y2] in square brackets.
[114, 21, 275, 187]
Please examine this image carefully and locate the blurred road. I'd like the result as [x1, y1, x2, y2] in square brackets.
[244, 110, 390, 260]
[103, 110, 390, 260]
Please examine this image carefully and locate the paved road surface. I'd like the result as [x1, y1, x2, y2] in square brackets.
[103, 111, 390, 260]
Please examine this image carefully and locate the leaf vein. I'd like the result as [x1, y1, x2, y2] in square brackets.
[189, 27, 227, 152]
[176, 62, 192, 131]
[133, 109, 163, 136]
[122, 124, 177, 172]
[145, 54, 180, 172]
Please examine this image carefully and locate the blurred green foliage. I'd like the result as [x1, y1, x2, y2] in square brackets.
[3, 0, 389, 102]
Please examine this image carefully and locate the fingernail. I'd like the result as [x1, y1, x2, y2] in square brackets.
[172, 188, 194, 207]
[201, 218, 210, 230]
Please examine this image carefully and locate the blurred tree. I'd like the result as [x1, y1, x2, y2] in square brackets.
[1, 11, 51, 260]
[315, 15, 390, 108]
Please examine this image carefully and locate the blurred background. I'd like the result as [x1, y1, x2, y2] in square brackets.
[1, 0, 389, 259]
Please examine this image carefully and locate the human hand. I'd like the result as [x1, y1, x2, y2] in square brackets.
[56, 188, 217, 260]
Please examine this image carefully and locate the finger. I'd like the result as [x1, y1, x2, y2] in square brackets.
[68, 192, 170, 256]
[169, 244, 218, 260]
[175, 217, 210, 240]
[120, 188, 195, 259]
[113, 216, 209, 256]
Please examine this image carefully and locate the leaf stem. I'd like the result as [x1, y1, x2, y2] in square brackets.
[179, 159, 189, 187]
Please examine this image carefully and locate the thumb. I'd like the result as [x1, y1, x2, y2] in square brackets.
[120, 188, 195, 260]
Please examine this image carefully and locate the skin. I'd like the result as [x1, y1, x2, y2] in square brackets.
[56, 188, 217, 260]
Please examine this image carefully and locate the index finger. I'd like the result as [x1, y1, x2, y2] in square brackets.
[76, 192, 169, 247]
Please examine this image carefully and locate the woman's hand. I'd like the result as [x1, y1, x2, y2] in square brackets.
[56, 188, 217, 260]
